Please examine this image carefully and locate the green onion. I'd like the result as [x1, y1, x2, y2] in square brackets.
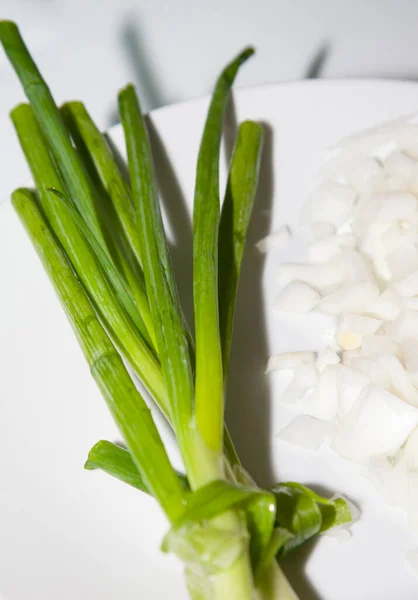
[118, 84, 198, 485]
[219, 121, 264, 383]
[219, 121, 264, 475]
[60, 101, 158, 349]
[193, 48, 254, 459]
[0, 22, 105, 245]
[12, 188, 185, 521]
[10, 104, 166, 409]
[1, 22, 353, 600]
[85, 440, 190, 493]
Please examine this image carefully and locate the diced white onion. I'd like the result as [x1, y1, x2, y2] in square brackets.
[273, 281, 320, 313]
[277, 263, 343, 291]
[386, 246, 418, 281]
[311, 221, 336, 240]
[346, 357, 393, 390]
[336, 365, 370, 419]
[314, 364, 339, 420]
[344, 157, 383, 191]
[360, 335, 403, 360]
[316, 281, 379, 316]
[376, 191, 418, 223]
[368, 454, 409, 510]
[279, 364, 317, 404]
[301, 181, 357, 227]
[308, 234, 356, 264]
[386, 310, 418, 342]
[316, 347, 341, 373]
[364, 289, 402, 321]
[402, 338, 418, 385]
[393, 270, 418, 297]
[378, 354, 418, 407]
[272, 115, 418, 538]
[336, 314, 382, 350]
[402, 427, 418, 471]
[403, 297, 418, 311]
[332, 386, 418, 463]
[384, 151, 418, 185]
[276, 415, 335, 450]
[255, 225, 291, 253]
[266, 351, 316, 373]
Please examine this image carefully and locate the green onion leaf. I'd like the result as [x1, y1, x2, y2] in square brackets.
[11, 104, 166, 410]
[119, 84, 196, 482]
[60, 101, 157, 349]
[85, 440, 189, 493]
[219, 120, 264, 383]
[12, 188, 185, 521]
[193, 48, 254, 457]
[0, 21, 105, 246]
[272, 481, 352, 556]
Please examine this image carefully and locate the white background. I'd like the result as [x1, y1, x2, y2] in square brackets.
[2, 0, 418, 196]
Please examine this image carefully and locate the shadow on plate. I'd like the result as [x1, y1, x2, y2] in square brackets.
[108, 16, 174, 126]
[305, 43, 330, 79]
[281, 537, 322, 600]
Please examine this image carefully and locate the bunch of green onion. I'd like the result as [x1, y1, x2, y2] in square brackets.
[0, 21, 352, 600]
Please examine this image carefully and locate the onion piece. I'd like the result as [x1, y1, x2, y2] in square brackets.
[376, 191, 418, 223]
[386, 310, 418, 342]
[402, 338, 418, 386]
[301, 181, 357, 227]
[402, 427, 418, 470]
[378, 354, 418, 407]
[266, 351, 316, 373]
[256, 225, 291, 253]
[279, 364, 317, 404]
[308, 234, 356, 264]
[313, 364, 339, 420]
[403, 297, 418, 311]
[386, 246, 418, 281]
[342, 349, 362, 363]
[273, 281, 320, 314]
[361, 335, 403, 360]
[336, 365, 370, 419]
[277, 263, 343, 291]
[344, 357, 391, 390]
[393, 270, 418, 297]
[364, 289, 402, 321]
[332, 386, 418, 463]
[344, 157, 383, 191]
[276, 415, 335, 450]
[381, 223, 416, 255]
[368, 453, 409, 510]
[384, 151, 418, 185]
[336, 314, 382, 350]
[316, 281, 379, 316]
[311, 221, 336, 240]
[336, 249, 376, 284]
[316, 347, 341, 373]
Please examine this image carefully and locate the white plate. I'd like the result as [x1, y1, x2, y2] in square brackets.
[1, 80, 418, 600]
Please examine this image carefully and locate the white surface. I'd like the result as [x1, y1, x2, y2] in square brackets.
[2, 0, 418, 199]
[2, 80, 418, 599]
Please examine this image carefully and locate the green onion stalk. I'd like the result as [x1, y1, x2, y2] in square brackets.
[0, 20, 352, 600]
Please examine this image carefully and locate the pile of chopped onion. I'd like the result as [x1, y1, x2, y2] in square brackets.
[266, 114, 418, 545]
